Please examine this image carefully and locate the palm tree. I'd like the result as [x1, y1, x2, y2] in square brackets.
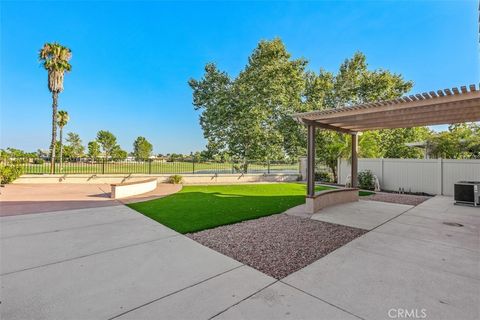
[57, 110, 69, 170]
[39, 43, 72, 174]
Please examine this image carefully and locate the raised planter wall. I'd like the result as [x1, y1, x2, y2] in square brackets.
[14, 173, 299, 185]
[305, 188, 359, 213]
[111, 178, 157, 199]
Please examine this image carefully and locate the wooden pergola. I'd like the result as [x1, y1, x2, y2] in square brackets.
[293, 84, 480, 198]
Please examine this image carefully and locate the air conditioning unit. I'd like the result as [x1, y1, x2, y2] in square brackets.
[454, 181, 480, 207]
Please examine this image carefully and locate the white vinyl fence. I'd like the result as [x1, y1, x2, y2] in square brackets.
[337, 158, 480, 196]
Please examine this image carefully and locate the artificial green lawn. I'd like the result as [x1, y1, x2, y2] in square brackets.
[359, 190, 375, 196]
[128, 183, 373, 234]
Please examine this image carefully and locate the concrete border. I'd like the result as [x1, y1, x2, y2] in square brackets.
[13, 173, 299, 185]
[111, 178, 157, 199]
[305, 188, 358, 213]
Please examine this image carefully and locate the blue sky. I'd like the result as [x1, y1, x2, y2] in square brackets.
[1, 0, 478, 154]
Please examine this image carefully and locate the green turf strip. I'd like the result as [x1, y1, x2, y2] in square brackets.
[128, 183, 371, 234]
[359, 190, 375, 196]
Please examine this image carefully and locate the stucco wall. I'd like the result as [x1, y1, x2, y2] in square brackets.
[14, 173, 300, 185]
[111, 178, 157, 199]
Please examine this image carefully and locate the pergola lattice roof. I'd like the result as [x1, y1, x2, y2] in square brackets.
[293, 84, 480, 133]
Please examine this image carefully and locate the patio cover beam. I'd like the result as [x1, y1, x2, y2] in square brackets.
[295, 84, 480, 198]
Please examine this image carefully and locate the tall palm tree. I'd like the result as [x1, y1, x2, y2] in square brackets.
[39, 43, 72, 174]
[57, 110, 69, 170]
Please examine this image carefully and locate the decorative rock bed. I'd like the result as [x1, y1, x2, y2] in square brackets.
[364, 192, 430, 206]
[187, 213, 366, 279]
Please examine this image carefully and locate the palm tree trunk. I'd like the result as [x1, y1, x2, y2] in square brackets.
[59, 127, 63, 170]
[50, 92, 58, 174]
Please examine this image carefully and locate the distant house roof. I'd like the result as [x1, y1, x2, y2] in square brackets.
[293, 84, 480, 133]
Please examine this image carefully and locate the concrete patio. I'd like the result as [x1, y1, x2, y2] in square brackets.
[1, 195, 478, 319]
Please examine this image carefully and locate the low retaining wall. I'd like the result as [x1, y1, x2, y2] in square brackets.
[111, 178, 157, 199]
[14, 173, 299, 185]
[305, 188, 358, 213]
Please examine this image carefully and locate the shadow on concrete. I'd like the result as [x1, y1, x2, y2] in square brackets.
[88, 193, 112, 198]
[0, 200, 122, 217]
[0, 183, 182, 217]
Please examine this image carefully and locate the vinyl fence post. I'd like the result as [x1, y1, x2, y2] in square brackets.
[381, 158, 384, 186]
[337, 158, 341, 184]
[437, 158, 443, 195]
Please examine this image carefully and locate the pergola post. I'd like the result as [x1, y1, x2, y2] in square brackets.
[307, 124, 316, 197]
[351, 133, 358, 188]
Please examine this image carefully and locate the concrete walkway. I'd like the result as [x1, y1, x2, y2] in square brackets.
[311, 200, 413, 230]
[1, 196, 478, 319]
[279, 197, 479, 320]
[0, 205, 276, 319]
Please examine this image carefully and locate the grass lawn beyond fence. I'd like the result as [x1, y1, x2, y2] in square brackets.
[15, 160, 299, 175]
[128, 183, 373, 234]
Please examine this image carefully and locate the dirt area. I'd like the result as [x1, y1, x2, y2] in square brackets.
[364, 192, 430, 206]
[187, 214, 366, 279]
[0, 183, 181, 216]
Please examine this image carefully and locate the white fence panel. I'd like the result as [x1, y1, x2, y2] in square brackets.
[337, 158, 480, 196]
[382, 159, 438, 194]
[442, 160, 480, 196]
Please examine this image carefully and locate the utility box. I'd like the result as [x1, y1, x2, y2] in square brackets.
[454, 181, 480, 207]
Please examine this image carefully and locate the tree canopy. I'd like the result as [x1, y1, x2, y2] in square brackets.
[133, 136, 153, 160]
[190, 38, 307, 162]
[57, 110, 69, 128]
[96, 130, 118, 159]
[427, 123, 479, 159]
[87, 141, 100, 159]
[66, 132, 84, 158]
[190, 38, 430, 176]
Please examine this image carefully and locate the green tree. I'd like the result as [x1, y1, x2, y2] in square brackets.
[65, 132, 84, 158]
[315, 132, 349, 181]
[377, 128, 431, 158]
[305, 52, 426, 178]
[39, 43, 72, 173]
[358, 131, 382, 158]
[190, 38, 307, 164]
[96, 130, 117, 159]
[0, 148, 37, 161]
[191, 40, 429, 178]
[56, 110, 69, 168]
[133, 136, 153, 160]
[428, 123, 479, 159]
[111, 146, 128, 160]
[87, 141, 100, 160]
[54, 141, 73, 159]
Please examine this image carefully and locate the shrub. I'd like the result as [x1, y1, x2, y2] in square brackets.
[33, 158, 45, 164]
[0, 164, 23, 184]
[315, 171, 333, 182]
[358, 170, 374, 190]
[168, 174, 183, 184]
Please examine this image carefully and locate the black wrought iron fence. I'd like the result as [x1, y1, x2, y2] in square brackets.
[2, 157, 300, 175]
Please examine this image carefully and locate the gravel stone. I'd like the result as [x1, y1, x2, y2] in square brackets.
[187, 214, 366, 279]
[365, 193, 430, 206]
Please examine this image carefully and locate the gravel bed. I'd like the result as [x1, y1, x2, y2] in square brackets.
[187, 214, 366, 279]
[364, 192, 430, 206]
